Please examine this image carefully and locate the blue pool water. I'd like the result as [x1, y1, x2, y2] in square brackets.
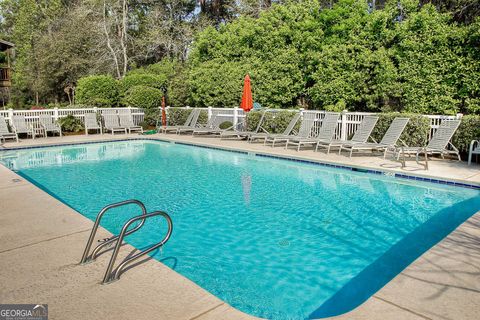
[1, 140, 479, 319]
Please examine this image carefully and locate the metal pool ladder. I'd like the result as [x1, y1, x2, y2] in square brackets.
[80, 199, 173, 284]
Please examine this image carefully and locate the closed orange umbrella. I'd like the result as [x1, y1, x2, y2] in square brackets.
[161, 96, 167, 127]
[240, 74, 253, 112]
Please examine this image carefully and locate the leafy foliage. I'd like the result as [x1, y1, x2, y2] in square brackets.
[123, 85, 163, 110]
[119, 74, 166, 94]
[58, 115, 84, 133]
[76, 75, 119, 107]
[453, 115, 480, 152]
[189, 0, 480, 114]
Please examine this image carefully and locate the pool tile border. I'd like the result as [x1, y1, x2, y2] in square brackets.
[1, 137, 479, 190]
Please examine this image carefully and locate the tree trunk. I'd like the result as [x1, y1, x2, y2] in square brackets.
[103, 0, 122, 79]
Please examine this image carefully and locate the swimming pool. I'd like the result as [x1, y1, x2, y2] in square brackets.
[1, 140, 479, 319]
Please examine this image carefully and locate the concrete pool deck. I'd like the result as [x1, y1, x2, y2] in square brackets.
[1, 133, 479, 320]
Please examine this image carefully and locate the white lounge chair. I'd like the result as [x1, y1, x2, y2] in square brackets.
[340, 117, 410, 158]
[102, 112, 127, 135]
[249, 113, 301, 144]
[316, 116, 380, 154]
[84, 113, 103, 135]
[265, 112, 317, 147]
[119, 113, 143, 134]
[39, 114, 62, 137]
[396, 119, 461, 170]
[11, 115, 35, 139]
[469, 140, 480, 165]
[220, 109, 269, 140]
[0, 115, 18, 142]
[285, 112, 340, 151]
[191, 114, 223, 135]
[176, 109, 203, 134]
[160, 109, 198, 134]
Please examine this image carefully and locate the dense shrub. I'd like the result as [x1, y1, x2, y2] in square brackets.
[76, 75, 119, 107]
[123, 85, 163, 126]
[123, 85, 163, 109]
[219, 121, 233, 129]
[371, 113, 431, 147]
[130, 58, 189, 107]
[119, 74, 165, 94]
[58, 115, 84, 132]
[188, 0, 480, 114]
[144, 108, 160, 127]
[453, 115, 480, 152]
[189, 60, 247, 107]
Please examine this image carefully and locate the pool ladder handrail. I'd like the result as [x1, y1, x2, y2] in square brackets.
[102, 210, 172, 284]
[79, 199, 173, 284]
[80, 199, 148, 264]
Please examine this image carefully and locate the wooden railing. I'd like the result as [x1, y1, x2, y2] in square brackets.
[0, 67, 11, 86]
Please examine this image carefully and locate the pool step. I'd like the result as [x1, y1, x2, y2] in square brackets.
[79, 199, 173, 284]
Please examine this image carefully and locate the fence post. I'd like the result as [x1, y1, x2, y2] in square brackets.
[53, 107, 59, 121]
[7, 108, 13, 125]
[233, 107, 239, 127]
[340, 110, 348, 141]
[456, 113, 463, 119]
[207, 106, 212, 121]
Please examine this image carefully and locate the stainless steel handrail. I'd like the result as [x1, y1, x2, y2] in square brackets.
[80, 200, 147, 264]
[102, 211, 173, 284]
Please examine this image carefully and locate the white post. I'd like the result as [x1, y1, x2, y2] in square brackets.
[456, 113, 463, 119]
[207, 106, 212, 121]
[53, 107, 59, 121]
[233, 107, 239, 127]
[299, 108, 305, 117]
[340, 110, 348, 141]
[7, 108, 13, 125]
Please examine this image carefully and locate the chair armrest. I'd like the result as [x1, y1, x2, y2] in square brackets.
[470, 140, 479, 153]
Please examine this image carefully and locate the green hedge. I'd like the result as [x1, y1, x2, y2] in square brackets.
[188, 1, 480, 113]
[119, 74, 165, 94]
[371, 113, 431, 147]
[453, 115, 480, 153]
[123, 85, 163, 126]
[123, 85, 163, 109]
[76, 75, 119, 107]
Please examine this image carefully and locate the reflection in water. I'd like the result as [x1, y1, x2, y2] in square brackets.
[0, 142, 146, 170]
[241, 173, 252, 205]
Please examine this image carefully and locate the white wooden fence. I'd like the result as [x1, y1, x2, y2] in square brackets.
[0, 106, 461, 141]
